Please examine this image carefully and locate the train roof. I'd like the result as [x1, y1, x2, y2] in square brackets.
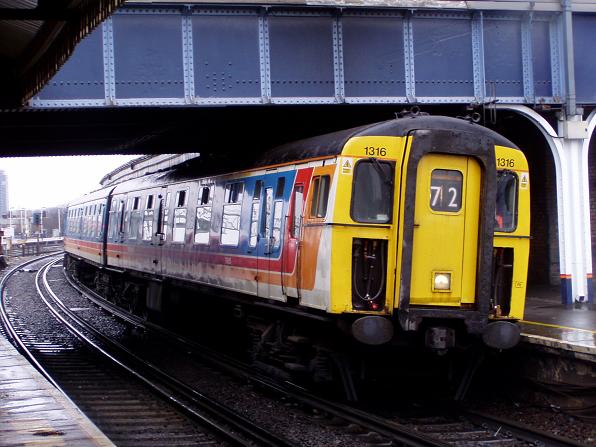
[67, 115, 519, 207]
[256, 114, 518, 167]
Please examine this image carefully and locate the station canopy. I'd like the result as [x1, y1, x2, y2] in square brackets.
[0, 0, 124, 108]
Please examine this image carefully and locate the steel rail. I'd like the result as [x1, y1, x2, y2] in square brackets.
[4, 255, 227, 446]
[0, 253, 64, 389]
[43, 259, 297, 447]
[65, 268, 587, 447]
[65, 270, 449, 447]
[459, 408, 589, 447]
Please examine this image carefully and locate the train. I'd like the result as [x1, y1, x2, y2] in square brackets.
[64, 114, 530, 385]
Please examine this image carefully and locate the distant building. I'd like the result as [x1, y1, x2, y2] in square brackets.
[0, 170, 7, 217]
[1, 206, 65, 239]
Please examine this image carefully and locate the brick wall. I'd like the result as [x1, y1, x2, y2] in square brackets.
[526, 137, 558, 285]
[494, 114, 558, 286]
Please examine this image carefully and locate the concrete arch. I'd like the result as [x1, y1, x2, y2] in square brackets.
[583, 109, 596, 300]
[495, 104, 593, 304]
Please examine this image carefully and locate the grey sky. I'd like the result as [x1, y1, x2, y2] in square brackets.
[1, 155, 138, 210]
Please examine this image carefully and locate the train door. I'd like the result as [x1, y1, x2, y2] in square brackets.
[256, 176, 286, 300]
[141, 191, 160, 275]
[257, 186, 274, 298]
[107, 196, 126, 268]
[289, 184, 305, 298]
[152, 186, 172, 274]
[151, 187, 169, 275]
[409, 154, 481, 306]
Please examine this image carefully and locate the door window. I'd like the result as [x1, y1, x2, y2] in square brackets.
[495, 171, 518, 232]
[430, 169, 463, 212]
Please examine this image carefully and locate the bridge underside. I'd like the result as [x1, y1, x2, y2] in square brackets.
[0, 4, 593, 156]
[30, 5, 596, 109]
[0, 103, 482, 156]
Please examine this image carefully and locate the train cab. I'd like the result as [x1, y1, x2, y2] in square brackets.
[314, 116, 530, 350]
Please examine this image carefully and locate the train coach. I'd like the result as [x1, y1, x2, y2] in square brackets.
[64, 114, 530, 363]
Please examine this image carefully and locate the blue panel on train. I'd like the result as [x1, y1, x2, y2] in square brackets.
[412, 16, 474, 98]
[343, 16, 406, 98]
[193, 14, 261, 98]
[269, 16, 335, 98]
[37, 30, 104, 100]
[484, 19, 524, 98]
[531, 20, 553, 99]
[112, 14, 184, 99]
[574, 14, 596, 104]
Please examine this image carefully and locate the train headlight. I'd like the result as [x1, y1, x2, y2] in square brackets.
[433, 272, 451, 292]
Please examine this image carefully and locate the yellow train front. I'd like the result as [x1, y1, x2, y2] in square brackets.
[300, 115, 529, 350]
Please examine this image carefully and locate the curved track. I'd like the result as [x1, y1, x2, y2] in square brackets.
[63, 263, 588, 447]
[0, 255, 294, 447]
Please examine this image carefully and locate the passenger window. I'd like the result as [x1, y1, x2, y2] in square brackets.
[109, 199, 125, 240]
[163, 192, 171, 240]
[89, 204, 95, 238]
[291, 186, 304, 238]
[310, 175, 330, 218]
[82, 207, 88, 236]
[176, 190, 187, 207]
[263, 188, 273, 250]
[124, 198, 132, 236]
[249, 181, 263, 248]
[143, 197, 154, 242]
[173, 209, 187, 243]
[222, 182, 244, 246]
[199, 187, 210, 206]
[275, 177, 285, 199]
[108, 205, 116, 239]
[173, 189, 188, 243]
[194, 185, 213, 245]
[430, 170, 463, 212]
[225, 182, 244, 204]
[98, 204, 104, 239]
[194, 207, 211, 244]
[272, 201, 283, 250]
[129, 196, 142, 240]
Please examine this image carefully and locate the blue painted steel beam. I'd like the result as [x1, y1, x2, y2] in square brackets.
[29, 5, 596, 108]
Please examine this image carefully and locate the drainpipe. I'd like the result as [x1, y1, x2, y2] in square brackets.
[561, 0, 578, 117]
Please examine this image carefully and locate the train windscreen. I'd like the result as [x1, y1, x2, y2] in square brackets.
[351, 159, 394, 224]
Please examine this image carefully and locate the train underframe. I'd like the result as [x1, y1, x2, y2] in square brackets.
[65, 253, 511, 400]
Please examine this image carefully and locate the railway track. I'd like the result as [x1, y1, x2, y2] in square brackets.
[63, 263, 588, 447]
[0, 255, 295, 447]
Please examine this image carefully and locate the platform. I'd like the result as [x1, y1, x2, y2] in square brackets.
[521, 285, 596, 361]
[0, 335, 114, 447]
